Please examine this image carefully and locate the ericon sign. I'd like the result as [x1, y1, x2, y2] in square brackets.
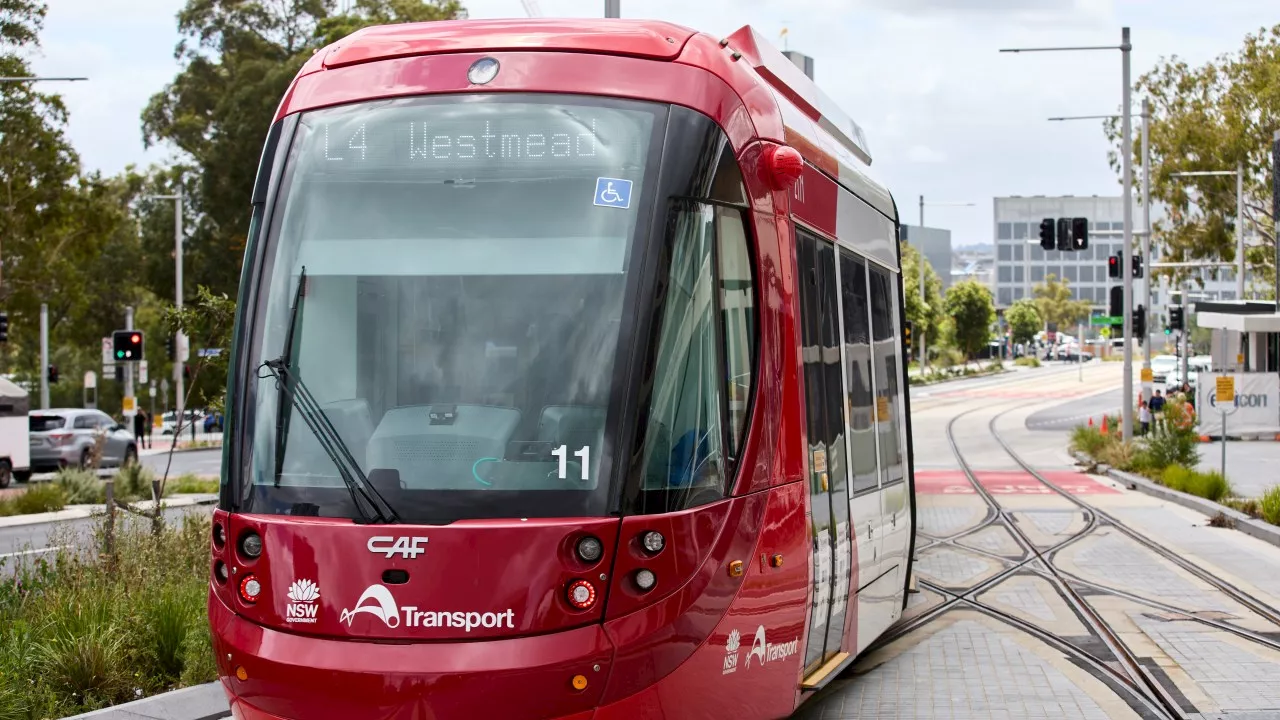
[368, 536, 428, 558]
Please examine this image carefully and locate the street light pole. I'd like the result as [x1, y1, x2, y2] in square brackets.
[1121, 26, 1135, 442]
[145, 188, 185, 417]
[1002, 26, 1137, 441]
[1141, 99, 1152, 400]
[604, 0, 619, 17]
[1236, 161, 1245, 299]
[39, 304, 48, 409]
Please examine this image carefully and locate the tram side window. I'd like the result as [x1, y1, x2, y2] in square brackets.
[633, 202, 757, 513]
[869, 266, 906, 486]
[839, 249, 878, 495]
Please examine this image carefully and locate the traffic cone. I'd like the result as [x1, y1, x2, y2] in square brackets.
[1088, 417, 1095, 429]
[1100, 415, 1109, 435]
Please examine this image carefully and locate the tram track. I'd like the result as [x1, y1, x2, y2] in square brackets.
[870, 396, 1280, 720]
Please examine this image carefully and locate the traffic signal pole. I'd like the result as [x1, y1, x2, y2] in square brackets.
[39, 303, 48, 409]
[1141, 98, 1152, 403]
[1120, 27, 1135, 441]
[125, 306, 135, 417]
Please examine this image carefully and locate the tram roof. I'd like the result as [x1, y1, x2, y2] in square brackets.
[307, 18, 888, 216]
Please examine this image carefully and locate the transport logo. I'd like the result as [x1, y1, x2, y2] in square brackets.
[339, 583, 516, 633]
[744, 625, 798, 669]
[368, 536, 429, 559]
[723, 629, 741, 675]
[284, 579, 321, 624]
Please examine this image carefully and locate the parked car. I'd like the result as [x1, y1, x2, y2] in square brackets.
[28, 409, 138, 473]
[160, 409, 204, 435]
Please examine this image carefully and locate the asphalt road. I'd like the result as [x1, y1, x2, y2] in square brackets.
[140, 447, 223, 478]
[1024, 388, 1122, 431]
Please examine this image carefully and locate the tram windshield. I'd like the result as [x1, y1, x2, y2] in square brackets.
[240, 94, 668, 523]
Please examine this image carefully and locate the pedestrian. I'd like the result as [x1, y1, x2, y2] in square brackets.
[1149, 389, 1166, 435]
[1138, 398, 1151, 436]
[143, 409, 153, 449]
[132, 409, 146, 448]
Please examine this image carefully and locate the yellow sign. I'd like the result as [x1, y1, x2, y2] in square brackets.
[1140, 368, 1153, 383]
[876, 397, 890, 421]
[1215, 376, 1235, 404]
[1237, 353, 1244, 365]
[122, 396, 136, 412]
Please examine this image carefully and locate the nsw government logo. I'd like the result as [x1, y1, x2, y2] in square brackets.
[723, 629, 741, 675]
[284, 579, 321, 624]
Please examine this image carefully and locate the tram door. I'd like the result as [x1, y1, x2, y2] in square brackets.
[796, 230, 854, 675]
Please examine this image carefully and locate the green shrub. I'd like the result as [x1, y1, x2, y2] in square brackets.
[1069, 424, 1112, 458]
[0, 513, 216, 715]
[115, 463, 157, 502]
[1015, 356, 1041, 368]
[12, 483, 66, 515]
[0, 498, 13, 516]
[1189, 470, 1231, 503]
[55, 468, 104, 504]
[1260, 486, 1280, 526]
[1160, 465, 1194, 493]
[1099, 440, 1139, 471]
[1144, 402, 1200, 469]
[165, 475, 219, 495]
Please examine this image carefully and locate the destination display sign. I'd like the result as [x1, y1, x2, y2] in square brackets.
[297, 99, 654, 176]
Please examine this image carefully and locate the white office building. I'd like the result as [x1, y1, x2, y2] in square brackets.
[992, 196, 1245, 321]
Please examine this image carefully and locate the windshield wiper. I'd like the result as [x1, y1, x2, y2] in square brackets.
[262, 267, 398, 524]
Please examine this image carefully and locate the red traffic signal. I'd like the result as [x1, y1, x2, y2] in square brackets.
[1107, 253, 1121, 279]
[112, 329, 145, 361]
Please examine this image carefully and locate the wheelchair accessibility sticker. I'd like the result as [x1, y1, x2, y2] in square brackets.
[594, 177, 632, 209]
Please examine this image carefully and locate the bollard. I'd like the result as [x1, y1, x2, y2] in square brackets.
[104, 478, 115, 559]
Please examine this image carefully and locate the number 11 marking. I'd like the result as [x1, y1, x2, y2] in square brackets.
[552, 445, 590, 481]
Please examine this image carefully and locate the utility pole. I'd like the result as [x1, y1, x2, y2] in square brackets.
[919, 195, 927, 370]
[1236, 160, 1245, 300]
[39, 303, 49, 409]
[146, 187, 185, 417]
[1001, 26, 1135, 440]
[1141, 99, 1152, 404]
[1274, 129, 1279, 312]
[604, 0, 619, 17]
[1120, 27, 1135, 441]
[124, 306, 135, 417]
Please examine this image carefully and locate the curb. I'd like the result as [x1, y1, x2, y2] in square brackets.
[1071, 451, 1280, 548]
[141, 444, 223, 458]
[0, 494, 218, 529]
[61, 682, 229, 720]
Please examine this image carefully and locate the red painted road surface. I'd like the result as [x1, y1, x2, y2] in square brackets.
[915, 470, 1119, 495]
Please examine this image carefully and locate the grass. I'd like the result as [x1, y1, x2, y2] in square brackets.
[1014, 356, 1041, 368]
[0, 513, 216, 716]
[165, 475, 220, 495]
[0, 483, 68, 516]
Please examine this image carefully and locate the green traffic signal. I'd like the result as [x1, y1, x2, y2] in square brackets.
[116, 350, 124, 358]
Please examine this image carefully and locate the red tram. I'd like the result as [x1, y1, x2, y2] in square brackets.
[209, 18, 916, 720]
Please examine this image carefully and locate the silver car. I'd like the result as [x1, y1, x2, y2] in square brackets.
[29, 409, 139, 472]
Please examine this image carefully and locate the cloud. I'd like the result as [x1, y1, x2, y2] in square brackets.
[907, 145, 946, 163]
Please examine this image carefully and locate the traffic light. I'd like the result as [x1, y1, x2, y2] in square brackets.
[1133, 305, 1146, 338]
[1169, 306, 1184, 331]
[112, 329, 144, 361]
[0, 312, 7, 343]
[165, 335, 175, 361]
[903, 320, 913, 356]
[1056, 218, 1072, 251]
[1109, 285, 1124, 318]
[47, 364, 58, 384]
[1108, 251, 1122, 278]
[1038, 218, 1055, 250]
[1131, 253, 1143, 278]
[1071, 217, 1088, 250]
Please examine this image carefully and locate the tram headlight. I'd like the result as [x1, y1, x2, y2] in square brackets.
[239, 574, 261, 603]
[640, 531, 665, 555]
[239, 532, 263, 560]
[633, 568, 657, 592]
[467, 57, 500, 85]
[566, 579, 597, 610]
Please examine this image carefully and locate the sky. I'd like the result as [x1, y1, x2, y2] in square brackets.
[29, 0, 1279, 247]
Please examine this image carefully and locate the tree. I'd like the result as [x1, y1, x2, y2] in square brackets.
[1032, 274, 1091, 330]
[943, 280, 995, 360]
[1105, 23, 1280, 298]
[140, 0, 466, 303]
[900, 242, 945, 358]
[1005, 299, 1042, 345]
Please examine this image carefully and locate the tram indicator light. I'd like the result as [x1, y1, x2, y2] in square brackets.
[1131, 253, 1143, 278]
[1169, 307, 1184, 331]
[1071, 217, 1089, 250]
